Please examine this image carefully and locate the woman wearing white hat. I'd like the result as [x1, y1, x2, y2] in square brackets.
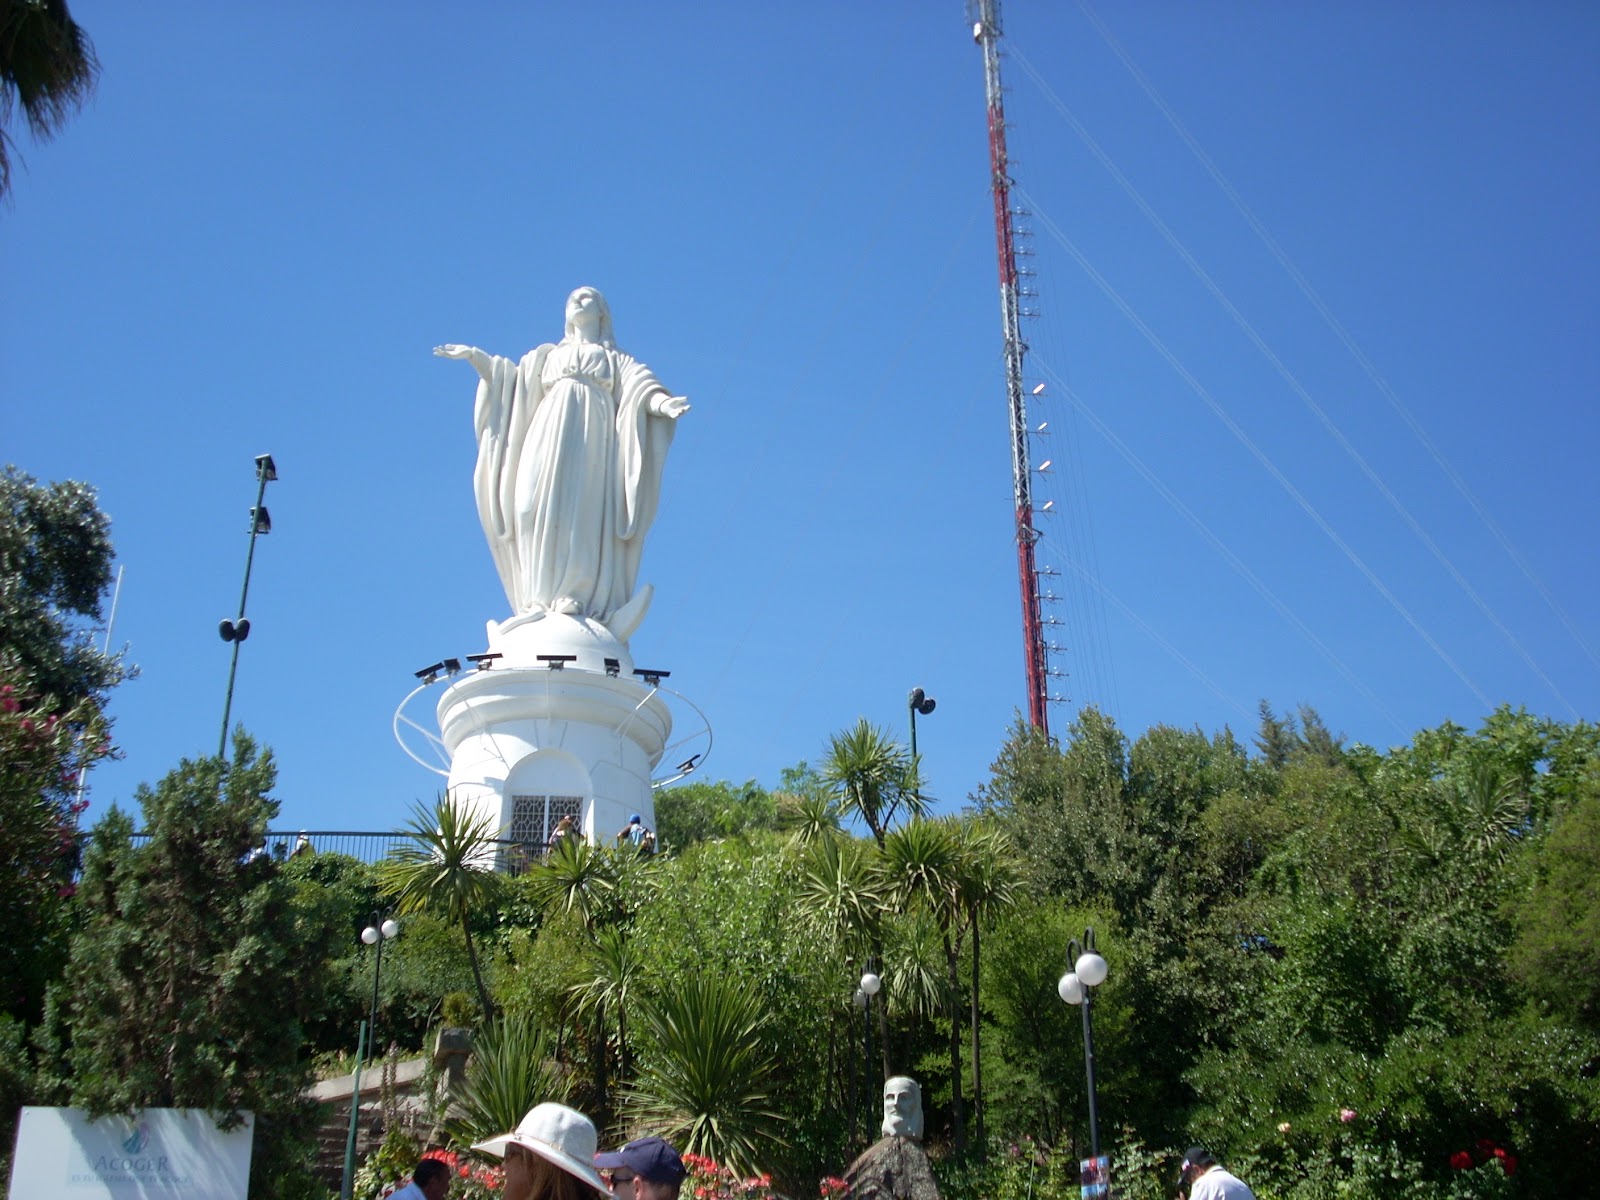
[473, 1103, 609, 1200]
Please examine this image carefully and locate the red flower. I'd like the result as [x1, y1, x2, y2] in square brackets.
[1450, 1152, 1472, 1170]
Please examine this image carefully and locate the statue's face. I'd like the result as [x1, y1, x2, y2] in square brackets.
[566, 287, 604, 335]
[881, 1077, 922, 1140]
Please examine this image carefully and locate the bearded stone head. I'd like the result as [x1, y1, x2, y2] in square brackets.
[881, 1076, 923, 1140]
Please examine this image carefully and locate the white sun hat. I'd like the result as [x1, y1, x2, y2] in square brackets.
[472, 1103, 607, 1194]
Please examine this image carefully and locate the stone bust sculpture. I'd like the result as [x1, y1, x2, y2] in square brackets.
[881, 1076, 923, 1140]
[436, 287, 689, 643]
[846, 1076, 938, 1200]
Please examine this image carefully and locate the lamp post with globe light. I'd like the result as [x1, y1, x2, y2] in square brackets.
[859, 969, 882, 1139]
[341, 913, 399, 1200]
[1057, 927, 1108, 1163]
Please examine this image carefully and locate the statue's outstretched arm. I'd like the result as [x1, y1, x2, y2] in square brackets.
[434, 343, 495, 383]
[650, 393, 690, 419]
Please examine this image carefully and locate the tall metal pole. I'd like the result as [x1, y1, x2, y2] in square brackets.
[342, 915, 395, 1200]
[973, 0, 1049, 735]
[218, 454, 276, 759]
[863, 991, 875, 1138]
[339, 1020, 369, 1200]
[1080, 987, 1100, 1161]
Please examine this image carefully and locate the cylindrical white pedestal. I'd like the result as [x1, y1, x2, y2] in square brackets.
[436, 662, 671, 865]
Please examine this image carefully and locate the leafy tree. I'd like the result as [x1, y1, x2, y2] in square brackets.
[279, 852, 383, 1053]
[975, 898, 1118, 1151]
[0, 676, 107, 1023]
[1254, 700, 1296, 769]
[522, 834, 628, 930]
[379, 795, 506, 1022]
[495, 909, 589, 1044]
[55, 736, 324, 1199]
[0, 467, 123, 708]
[362, 911, 484, 1045]
[0, 0, 97, 200]
[629, 833, 849, 1181]
[0, 468, 125, 1023]
[655, 777, 778, 848]
[1507, 783, 1600, 1030]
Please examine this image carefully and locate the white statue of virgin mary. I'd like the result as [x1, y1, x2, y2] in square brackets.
[436, 287, 689, 643]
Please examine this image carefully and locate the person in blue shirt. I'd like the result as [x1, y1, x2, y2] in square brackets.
[615, 814, 653, 853]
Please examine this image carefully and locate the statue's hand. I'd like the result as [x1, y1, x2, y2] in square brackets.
[435, 343, 494, 381]
[656, 394, 691, 419]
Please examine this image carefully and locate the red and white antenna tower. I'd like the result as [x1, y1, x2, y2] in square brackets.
[971, 0, 1051, 734]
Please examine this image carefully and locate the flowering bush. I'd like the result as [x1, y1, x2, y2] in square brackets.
[680, 1152, 778, 1200]
[362, 1142, 504, 1199]
[1448, 1139, 1515, 1178]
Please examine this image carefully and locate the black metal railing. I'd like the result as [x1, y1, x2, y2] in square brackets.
[120, 831, 553, 876]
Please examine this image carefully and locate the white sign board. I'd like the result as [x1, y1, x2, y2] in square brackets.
[9, 1106, 253, 1198]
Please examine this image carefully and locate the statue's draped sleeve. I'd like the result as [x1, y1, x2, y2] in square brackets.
[473, 344, 552, 610]
[613, 352, 675, 544]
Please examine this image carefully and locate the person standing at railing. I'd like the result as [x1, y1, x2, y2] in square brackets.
[548, 814, 577, 851]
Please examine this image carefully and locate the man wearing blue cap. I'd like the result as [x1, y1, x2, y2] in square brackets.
[595, 1136, 685, 1200]
[615, 814, 655, 855]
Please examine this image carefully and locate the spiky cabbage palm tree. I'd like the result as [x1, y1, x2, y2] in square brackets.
[885, 906, 950, 1050]
[796, 833, 885, 953]
[570, 924, 643, 1089]
[525, 834, 622, 929]
[443, 1013, 569, 1149]
[881, 816, 966, 1149]
[822, 720, 924, 847]
[779, 789, 844, 847]
[378, 795, 504, 1022]
[527, 837, 657, 1116]
[1, 0, 98, 200]
[624, 974, 785, 1177]
[953, 820, 1018, 1154]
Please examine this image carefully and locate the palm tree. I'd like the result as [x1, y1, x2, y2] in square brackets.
[1, 0, 98, 200]
[880, 817, 967, 1150]
[796, 834, 885, 951]
[822, 720, 924, 847]
[524, 835, 622, 929]
[952, 820, 1018, 1155]
[779, 789, 844, 847]
[623, 974, 786, 1177]
[1454, 762, 1528, 866]
[378, 795, 504, 1021]
[796, 831, 894, 1080]
[526, 837, 658, 1117]
[884, 906, 949, 1065]
[570, 924, 643, 1090]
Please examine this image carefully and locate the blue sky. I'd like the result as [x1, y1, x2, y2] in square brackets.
[5, 1, 1597, 835]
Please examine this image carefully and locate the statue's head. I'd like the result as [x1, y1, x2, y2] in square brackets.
[881, 1076, 923, 1140]
[564, 286, 615, 347]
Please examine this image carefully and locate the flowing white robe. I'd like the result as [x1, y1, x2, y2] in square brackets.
[471, 338, 676, 629]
